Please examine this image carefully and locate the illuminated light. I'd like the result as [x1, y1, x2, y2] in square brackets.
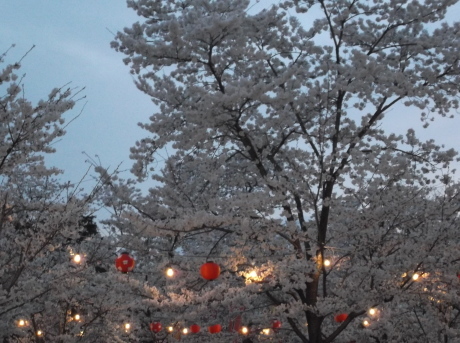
[73, 254, 82, 263]
[368, 308, 377, 316]
[37, 330, 44, 336]
[401, 272, 407, 278]
[362, 319, 371, 327]
[262, 328, 271, 335]
[124, 323, 131, 331]
[78, 330, 84, 337]
[248, 270, 258, 278]
[412, 273, 420, 281]
[182, 328, 188, 334]
[167, 326, 174, 332]
[74, 314, 81, 321]
[166, 268, 175, 277]
[241, 326, 249, 334]
[245, 269, 264, 284]
[324, 259, 331, 267]
[18, 319, 26, 327]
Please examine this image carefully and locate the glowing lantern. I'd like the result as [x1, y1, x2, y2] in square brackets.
[150, 322, 162, 333]
[334, 313, 348, 323]
[115, 252, 135, 273]
[362, 319, 371, 327]
[182, 328, 189, 334]
[208, 324, 222, 334]
[200, 262, 220, 280]
[272, 319, 282, 330]
[190, 324, 200, 333]
[241, 326, 249, 334]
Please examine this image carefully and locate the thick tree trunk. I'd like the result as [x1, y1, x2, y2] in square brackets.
[306, 273, 324, 343]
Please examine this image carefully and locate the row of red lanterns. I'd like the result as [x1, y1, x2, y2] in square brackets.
[149, 320, 282, 334]
[115, 253, 221, 280]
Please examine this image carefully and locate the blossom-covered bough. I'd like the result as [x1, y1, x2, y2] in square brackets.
[0, 49, 128, 342]
[107, 0, 460, 342]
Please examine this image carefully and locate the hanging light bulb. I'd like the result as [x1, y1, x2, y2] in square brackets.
[412, 273, 420, 281]
[262, 328, 271, 335]
[36, 330, 44, 336]
[182, 328, 188, 334]
[18, 319, 26, 327]
[167, 326, 174, 332]
[74, 314, 81, 321]
[362, 319, 371, 327]
[124, 323, 131, 332]
[73, 254, 82, 264]
[166, 268, 175, 277]
[368, 308, 377, 316]
[241, 326, 249, 334]
[324, 259, 331, 267]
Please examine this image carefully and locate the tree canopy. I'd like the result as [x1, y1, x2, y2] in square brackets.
[107, 0, 460, 342]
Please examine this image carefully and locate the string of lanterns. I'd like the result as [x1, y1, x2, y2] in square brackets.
[115, 254, 221, 280]
[144, 320, 282, 336]
[112, 253, 385, 334]
[20, 249, 457, 339]
[114, 253, 281, 336]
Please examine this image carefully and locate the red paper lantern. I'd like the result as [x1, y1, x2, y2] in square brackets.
[190, 324, 200, 333]
[200, 262, 221, 280]
[334, 313, 348, 323]
[115, 252, 135, 273]
[272, 319, 282, 330]
[150, 322, 162, 333]
[208, 324, 222, 334]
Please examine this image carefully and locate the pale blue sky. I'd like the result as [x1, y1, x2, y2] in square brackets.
[1, 1, 459, 189]
[1, 1, 153, 184]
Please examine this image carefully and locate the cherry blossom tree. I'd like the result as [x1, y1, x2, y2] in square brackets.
[0, 49, 132, 342]
[108, 0, 460, 342]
